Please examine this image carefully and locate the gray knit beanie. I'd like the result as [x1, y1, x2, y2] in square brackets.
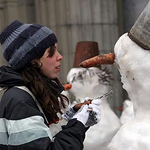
[0, 20, 57, 71]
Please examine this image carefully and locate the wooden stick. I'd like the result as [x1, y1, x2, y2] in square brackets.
[73, 100, 92, 111]
[79, 53, 115, 68]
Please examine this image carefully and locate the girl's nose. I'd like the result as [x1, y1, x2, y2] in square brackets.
[57, 52, 63, 61]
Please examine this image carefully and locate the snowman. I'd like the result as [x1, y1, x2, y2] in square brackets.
[81, 2, 150, 149]
[67, 41, 121, 150]
[107, 1, 150, 149]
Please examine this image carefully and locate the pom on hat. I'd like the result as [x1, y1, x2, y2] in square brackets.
[0, 20, 57, 70]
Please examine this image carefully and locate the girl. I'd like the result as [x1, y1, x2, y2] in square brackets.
[0, 20, 101, 150]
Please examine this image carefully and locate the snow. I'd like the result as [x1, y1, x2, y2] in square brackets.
[67, 67, 112, 102]
[107, 33, 150, 150]
[120, 99, 134, 125]
[67, 67, 121, 150]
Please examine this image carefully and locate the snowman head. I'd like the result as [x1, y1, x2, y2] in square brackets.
[67, 67, 112, 102]
[114, 33, 150, 101]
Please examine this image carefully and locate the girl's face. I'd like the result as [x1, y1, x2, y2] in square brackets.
[38, 43, 63, 79]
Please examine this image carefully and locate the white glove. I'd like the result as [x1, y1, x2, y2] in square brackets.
[62, 97, 91, 121]
[62, 97, 101, 127]
[62, 107, 76, 121]
[73, 105, 89, 126]
[85, 98, 101, 127]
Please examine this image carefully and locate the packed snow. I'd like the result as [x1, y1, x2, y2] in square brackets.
[107, 33, 150, 150]
[120, 99, 134, 125]
[67, 67, 121, 150]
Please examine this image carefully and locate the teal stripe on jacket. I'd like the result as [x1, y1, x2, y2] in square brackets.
[0, 116, 52, 145]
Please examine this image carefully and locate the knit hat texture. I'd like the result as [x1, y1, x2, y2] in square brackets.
[0, 20, 57, 70]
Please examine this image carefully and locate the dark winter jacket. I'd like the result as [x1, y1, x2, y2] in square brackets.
[0, 66, 86, 150]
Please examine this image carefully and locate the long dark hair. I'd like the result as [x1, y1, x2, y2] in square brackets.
[20, 46, 69, 123]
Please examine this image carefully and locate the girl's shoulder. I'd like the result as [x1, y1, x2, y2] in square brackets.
[3, 86, 36, 105]
[0, 86, 38, 116]
[0, 86, 45, 121]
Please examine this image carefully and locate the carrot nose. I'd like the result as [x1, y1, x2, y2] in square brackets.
[63, 83, 72, 91]
[79, 53, 115, 68]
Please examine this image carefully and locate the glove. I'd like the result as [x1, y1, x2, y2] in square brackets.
[85, 98, 101, 127]
[62, 97, 91, 121]
[73, 105, 89, 126]
[62, 97, 101, 127]
[62, 107, 76, 121]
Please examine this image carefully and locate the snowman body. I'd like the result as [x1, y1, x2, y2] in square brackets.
[107, 33, 150, 150]
[120, 99, 134, 125]
[67, 67, 121, 150]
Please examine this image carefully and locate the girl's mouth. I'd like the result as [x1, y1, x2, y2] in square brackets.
[55, 66, 61, 71]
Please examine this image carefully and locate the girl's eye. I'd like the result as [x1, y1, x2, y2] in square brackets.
[48, 46, 56, 57]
